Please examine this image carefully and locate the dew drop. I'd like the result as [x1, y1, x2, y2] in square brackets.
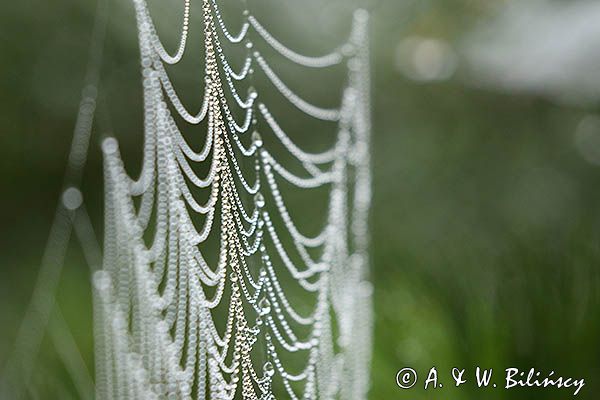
[101, 137, 118, 154]
[254, 192, 265, 208]
[62, 187, 83, 210]
[247, 85, 257, 99]
[258, 297, 271, 315]
[251, 130, 263, 147]
[92, 270, 111, 291]
[263, 361, 275, 377]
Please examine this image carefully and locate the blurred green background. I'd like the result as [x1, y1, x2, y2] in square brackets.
[1, 0, 600, 398]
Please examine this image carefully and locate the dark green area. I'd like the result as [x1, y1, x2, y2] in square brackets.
[1, 0, 599, 399]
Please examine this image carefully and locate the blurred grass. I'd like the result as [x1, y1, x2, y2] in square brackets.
[1, 0, 600, 399]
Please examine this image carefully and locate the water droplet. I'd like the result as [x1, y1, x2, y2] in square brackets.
[254, 192, 265, 208]
[258, 297, 271, 315]
[247, 85, 257, 99]
[92, 270, 110, 291]
[101, 137, 118, 154]
[251, 130, 263, 147]
[157, 320, 168, 333]
[62, 187, 83, 210]
[341, 43, 354, 57]
[263, 361, 275, 377]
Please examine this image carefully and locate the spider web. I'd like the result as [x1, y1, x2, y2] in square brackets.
[1, 1, 373, 399]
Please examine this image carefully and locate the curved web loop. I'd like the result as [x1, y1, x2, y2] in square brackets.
[95, 1, 373, 399]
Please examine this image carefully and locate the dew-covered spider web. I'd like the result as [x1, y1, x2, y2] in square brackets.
[2, 1, 373, 399]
